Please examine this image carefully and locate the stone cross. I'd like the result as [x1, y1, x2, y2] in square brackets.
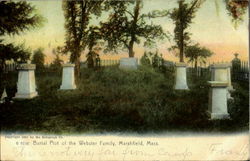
[14, 64, 38, 99]
[174, 62, 189, 90]
[207, 81, 230, 119]
[60, 64, 76, 90]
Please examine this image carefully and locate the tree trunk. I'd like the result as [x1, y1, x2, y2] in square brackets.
[128, 0, 140, 58]
[128, 41, 134, 57]
[195, 58, 198, 69]
[74, 55, 80, 80]
[179, 1, 184, 63]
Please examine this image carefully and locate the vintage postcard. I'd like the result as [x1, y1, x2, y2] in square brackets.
[0, 0, 249, 160]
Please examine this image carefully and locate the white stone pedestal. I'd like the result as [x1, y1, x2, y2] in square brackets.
[211, 63, 233, 99]
[211, 63, 233, 90]
[14, 64, 38, 99]
[174, 63, 189, 90]
[119, 57, 138, 70]
[207, 81, 230, 119]
[60, 64, 76, 90]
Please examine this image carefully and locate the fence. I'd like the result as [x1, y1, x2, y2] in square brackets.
[185, 61, 249, 82]
[231, 61, 249, 81]
[4, 60, 249, 82]
[100, 59, 119, 67]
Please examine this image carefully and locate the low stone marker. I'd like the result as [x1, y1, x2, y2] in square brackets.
[207, 81, 230, 119]
[119, 57, 138, 69]
[174, 62, 189, 90]
[0, 88, 7, 103]
[60, 64, 76, 90]
[14, 64, 38, 99]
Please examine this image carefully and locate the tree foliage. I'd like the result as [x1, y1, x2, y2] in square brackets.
[100, 0, 167, 58]
[0, 1, 43, 36]
[169, 0, 204, 63]
[31, 48, 45, 71]
[61, 0, 104, 78]
[224, 0, 249, 28]
[50, 48, 63, 72]
[0, 1, 43, 75]
[185, 43, 213, 69]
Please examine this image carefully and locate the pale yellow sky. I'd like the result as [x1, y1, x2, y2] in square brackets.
[4, 0, 249, 63]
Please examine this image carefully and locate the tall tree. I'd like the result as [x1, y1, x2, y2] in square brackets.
[50, 48, 63, 72]
[31, 48, 45, 71]
[0, 1, 43, 78]
[185, 43, 213, 69]
[100, 0, 167, 58]
[61, 0, 103, 78]
[169, 0, 204, 63]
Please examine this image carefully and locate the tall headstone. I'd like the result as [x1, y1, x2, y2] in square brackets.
[119, 57, 138, 70]
[211, 63, 233, 90]
[211, 63, 233, 99]
[14, 64, 38, 99]
[207, 81, 230, 119]
[60, 64, 76, 90]
[174, 62, 189, 90]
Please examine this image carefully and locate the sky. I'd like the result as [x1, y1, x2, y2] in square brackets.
[4, 0, 249, 64]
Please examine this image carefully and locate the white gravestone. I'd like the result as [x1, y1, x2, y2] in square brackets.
[60, 64, 76, 90]
[14, 64, 38, 99]
[207, 81, 230, 119]
[211, 63, 233, 99]
[119, 57, 138, 69]
[211, 63, 233, 90]
[174, 62, 189, 90]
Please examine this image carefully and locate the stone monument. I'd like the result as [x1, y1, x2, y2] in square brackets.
[210, 63, 233, 98]
[211, 63, 233, 90]
[174, 62, 189, 90]
[207, 81, 230, 119]
[60, 63, 76, 90]
[14, 64, 38, 99]
[119, 57, 138, 70]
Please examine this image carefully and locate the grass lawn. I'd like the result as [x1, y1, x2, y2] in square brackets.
[0, 66, 249, 134]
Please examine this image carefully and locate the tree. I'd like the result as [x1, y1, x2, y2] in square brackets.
[223, 0, 248, 28]
[169, 0, 204, 63]
[85, 26, 103, 69]
[140, 52, 151, 66]
[185, 43, 213, 69]
[0, 1, 43, 74]
[61, 0, 104, 78]
[31, 48, 45, 71]
[50, 48, 63, 72]
[0, 43, 31, 73]
[100, 0, 167, 58]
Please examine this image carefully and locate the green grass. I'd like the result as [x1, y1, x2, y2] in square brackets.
[0, 66, 249, 134]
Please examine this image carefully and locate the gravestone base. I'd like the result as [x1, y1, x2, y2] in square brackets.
[119, 57, 138, 70]
[13, 64, 38, 99]
[207, 111, 230, 120]
[174, 63, 189, 90]
[60, 84, 76, 90]
[14, 92, 38, 99]
[207, 81, 230, 120]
